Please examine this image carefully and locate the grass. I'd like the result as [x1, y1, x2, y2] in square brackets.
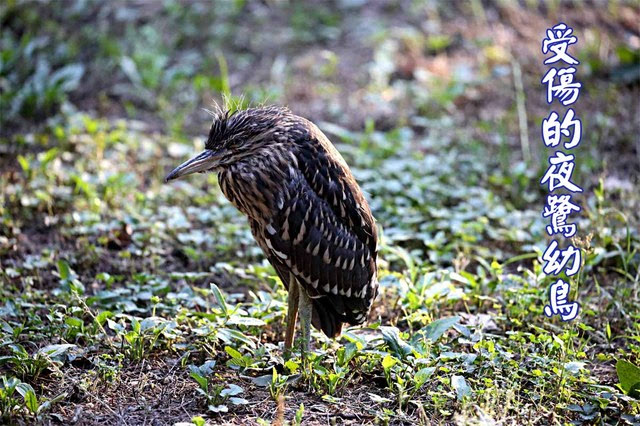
[1, 1, 639, 425]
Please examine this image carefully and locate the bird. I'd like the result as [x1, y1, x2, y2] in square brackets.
[165, 105, 378, 354]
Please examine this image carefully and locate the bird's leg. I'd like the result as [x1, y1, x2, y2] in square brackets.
[283, 272, 299, 356]
[298, 282, 312, 362]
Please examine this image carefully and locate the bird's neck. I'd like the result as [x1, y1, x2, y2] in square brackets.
[218, 146, 294, 222]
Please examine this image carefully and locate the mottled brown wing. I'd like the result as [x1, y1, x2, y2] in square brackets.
[259, 122, 378, 337]
[295, 120, 378, 258]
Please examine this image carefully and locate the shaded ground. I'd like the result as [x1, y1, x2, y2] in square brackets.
[1, 1, 639, 425]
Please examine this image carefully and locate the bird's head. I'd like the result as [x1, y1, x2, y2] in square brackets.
[164, 105, 291, 182]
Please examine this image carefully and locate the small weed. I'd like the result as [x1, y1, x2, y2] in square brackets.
[188, 361, 248, 413]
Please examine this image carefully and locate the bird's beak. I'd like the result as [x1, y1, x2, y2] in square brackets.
[164, 149, 219, 182]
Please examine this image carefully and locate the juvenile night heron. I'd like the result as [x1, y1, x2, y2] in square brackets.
[165, 106, 378, 353]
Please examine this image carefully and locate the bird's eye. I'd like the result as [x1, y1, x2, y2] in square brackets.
[226, 136, 244, 148]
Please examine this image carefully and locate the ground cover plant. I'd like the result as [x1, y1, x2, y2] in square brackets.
[1, 1, 639, 424]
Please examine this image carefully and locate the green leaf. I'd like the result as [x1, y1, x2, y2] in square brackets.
[57, 259, 71, 281]
[368, 393, 392, 403]
[131, 317, 140, 333]
[189, 360, 216, 377]
[68, 279, 85, 295]
[221, 384, 243, 397]
[337, 342, 358, 366]
[230, 397, 249, 405]
[224, 346, 243, 360]
[120, 56, 141, 85]
[38, 344, 76, 360]
[414, 367, 436, 388]
[380, 326, 413, 357]
[189, 371, 208, 392]
[65, 317, 84, 328]
[251, 374, 272, 387]
[15, 382, 35, 399]
[210, 283, 228, 316]
[192, 416, 206, 426]
[616, 359, 640, 398]
[1, 321, 13, 334]
[451, 375, 472, 401]
[16, 382, 39, 412]
[107, 319, 124, 333]
[564, 361, 586, 375]
[50, 63, 84, 92]
[208, 404, 228, 413]
[416, 316, 460, 343]
[342, 332, 366, 349]
[227, 316, 265, 326]
[295, 403, 304, 424]
[17, 155, 30, 173]
[39, 147, 59, 167]
[285, 359, 300, 374]
[38, 392, 66, 414]
[217, 328, 252, 346]
[23, 389, 39, 413]
[95, 310, 114, 326]
[381, 354, 398, 372]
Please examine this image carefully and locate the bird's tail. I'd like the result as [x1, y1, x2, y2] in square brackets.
[311, 298, 345, 338]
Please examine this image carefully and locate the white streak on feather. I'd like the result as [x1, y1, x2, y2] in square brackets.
[273, 249, 288, 260]
[266, 237, 288, 260]
[294, 222, 306, 245]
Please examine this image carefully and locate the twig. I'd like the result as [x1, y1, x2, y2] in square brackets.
[511, 58, 531, 164]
